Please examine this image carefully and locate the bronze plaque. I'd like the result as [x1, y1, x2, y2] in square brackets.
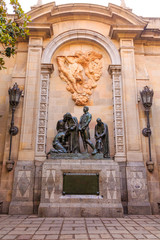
[63, 173, 99, 195]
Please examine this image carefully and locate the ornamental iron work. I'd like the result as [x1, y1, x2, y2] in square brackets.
[7, 83, 22, 171]
[140, 86, 154, 172]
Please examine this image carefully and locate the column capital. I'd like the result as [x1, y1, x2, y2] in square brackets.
[29, 37, 43, 47]
[108, 65, 121, 75]
[41, 63, 54, 75]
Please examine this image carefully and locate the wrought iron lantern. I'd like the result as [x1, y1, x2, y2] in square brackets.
[6, 83, 22, 171]
[140, 86, 154, 172]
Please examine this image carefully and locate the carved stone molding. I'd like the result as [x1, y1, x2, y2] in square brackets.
[42, 29, 121, 65]
[108, 65, 126, 161]
[36, 63, 54, 157]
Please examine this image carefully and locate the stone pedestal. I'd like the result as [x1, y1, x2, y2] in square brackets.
[38, 158, 123, 217]
[9, 161, 35, 215]
[126, 162, 151, 215]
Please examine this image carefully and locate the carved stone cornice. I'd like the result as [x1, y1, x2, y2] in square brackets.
[41, 63, 54, 75]
[27, 23, 53, 38]
[109, 25, 145, 40]
[27, 2, 147, 27]
[141, 29, 160, 41]
[108, 65, 121, 75]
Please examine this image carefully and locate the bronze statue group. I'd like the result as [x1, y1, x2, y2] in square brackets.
[47, 106, 110, 158]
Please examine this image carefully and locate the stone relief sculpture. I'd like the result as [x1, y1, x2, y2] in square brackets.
[57, 51, 103, 105]
[94, 118, 110, 158]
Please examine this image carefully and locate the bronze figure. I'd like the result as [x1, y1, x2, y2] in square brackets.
[95, 118, 110, 158]
[47, 113, 80, 158]
[47, 120, 67, 157]
[63, 113, 80, 153]
[79, 106, 97, 154]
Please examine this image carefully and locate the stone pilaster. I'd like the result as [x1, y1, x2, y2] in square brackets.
[9, 37, 43, 214]
[18, 37, 43, 161]
[120, 38, 151, 214]
[109, 65, 127, 213]
[120, 38, 143, 161]
[35, 64, 54, 160]
[33, 64, 53, 213]
[108, 65, 126, 162]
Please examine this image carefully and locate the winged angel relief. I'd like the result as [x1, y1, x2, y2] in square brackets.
[57, 51, 103, 105]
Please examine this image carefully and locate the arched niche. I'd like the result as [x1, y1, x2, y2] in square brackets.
[36, 29, 125, 162]
[42, 29, 120, 65]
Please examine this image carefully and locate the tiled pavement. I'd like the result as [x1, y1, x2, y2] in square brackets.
[0, 215, 160, 240]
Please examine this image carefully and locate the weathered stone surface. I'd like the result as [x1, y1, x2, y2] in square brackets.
[126, 162, 152, 215]
[9, 161, 35, 215]
[38, 159, 123, 217]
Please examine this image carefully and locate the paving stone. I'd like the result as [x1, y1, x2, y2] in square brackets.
[153, 234, 160, 238]
[132, 234, 145, 239]
[45, 235, 59, 239]
[89, 234, 100, 238]
[110, 234, 123, 239]
[109, 230, 130, 234]
[0, 235, 5, 239]
[74, 234, 89, 238]
[59, 235, 74, 239]
[113, 239, 135, 240]
[32, 235, 46, 239]
[17, 235, 33, 240]
[90, 239, 112, 240]
[100, 233, 114, 238]
[2, 235, 17, 240]
[74, 239, 89, 240]
[0, 215, 160, 240]
[144, 235, 158, 239]
[35, 230, 60, 234]
[122, 234, 135, 239]
[61, 230, 87, 234]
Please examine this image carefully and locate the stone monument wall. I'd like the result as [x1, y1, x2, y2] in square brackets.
[47, 41, 114, 155]
[0, 2, 160, 215]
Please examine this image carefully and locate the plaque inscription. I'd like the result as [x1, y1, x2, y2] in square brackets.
[63, 173, 99, 195]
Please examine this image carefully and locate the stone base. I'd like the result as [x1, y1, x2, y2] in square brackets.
[9, 201, 33, 215]
[9, 161, 35, 215]
[128, 202, 152, 215]
[49, 153, 112, 160]
[38, 159, 123, 217]
[126, 162, 152, 215]
[39, 202, 123, 217]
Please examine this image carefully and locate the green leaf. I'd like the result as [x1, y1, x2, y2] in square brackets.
[0, 0, 31, 70]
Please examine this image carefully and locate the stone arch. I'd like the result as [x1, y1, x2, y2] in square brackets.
[41, 29, 121, 65]
[36, 29, 125, 161]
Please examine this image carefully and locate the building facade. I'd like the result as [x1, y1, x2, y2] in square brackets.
[0, 1, 160, 216]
